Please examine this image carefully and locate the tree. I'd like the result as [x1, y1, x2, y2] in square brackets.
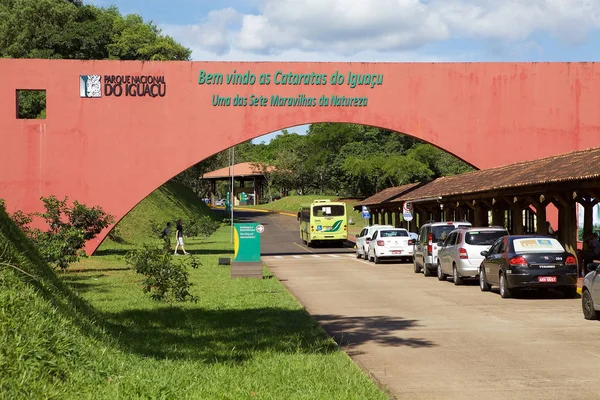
[408, 144, 474, 177]
[1, 0, 191, 118]
[12, 195, 114, 269]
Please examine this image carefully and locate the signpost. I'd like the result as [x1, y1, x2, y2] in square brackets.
[231, 222, 263, 278]
[362, 205, 371, 220]
[402, 202, 413, 222]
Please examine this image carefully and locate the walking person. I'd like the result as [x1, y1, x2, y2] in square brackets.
[174, 219, 189, 255]
[161, 222, 172, 253]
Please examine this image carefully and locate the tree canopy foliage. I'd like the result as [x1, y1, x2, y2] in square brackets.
[2, 0, 191, 118]
[190, 124, 474, 200]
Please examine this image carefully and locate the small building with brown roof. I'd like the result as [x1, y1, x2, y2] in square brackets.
[202, 162, 274, 206]
[361, 147, 600, 268]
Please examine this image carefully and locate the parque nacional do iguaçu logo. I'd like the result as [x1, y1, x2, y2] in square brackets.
[80, 74, 166, 98]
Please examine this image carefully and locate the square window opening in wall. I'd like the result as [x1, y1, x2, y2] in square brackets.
[16, 89, 46, 119]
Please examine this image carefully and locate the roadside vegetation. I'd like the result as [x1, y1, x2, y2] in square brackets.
[1, 182, 388, 398]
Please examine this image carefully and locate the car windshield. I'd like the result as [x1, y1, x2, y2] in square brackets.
[312, 205, 345, 217]
[512, 237, 565, 253]
[432, 225, 455, 242]
[379, 230, 408, 237]
[465, 231, 506, 245]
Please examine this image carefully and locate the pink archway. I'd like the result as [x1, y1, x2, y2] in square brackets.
[1, 60, 599, 252]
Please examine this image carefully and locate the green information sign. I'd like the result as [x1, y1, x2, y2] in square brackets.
[233, 223, 262, 263]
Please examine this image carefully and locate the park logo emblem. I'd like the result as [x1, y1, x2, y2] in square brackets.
[80, 75, 102, 98]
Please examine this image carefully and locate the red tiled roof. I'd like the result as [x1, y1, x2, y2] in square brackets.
[202, 162, 274, 179]
[355, 183, 422, 208]
[393, 147, 600, 202]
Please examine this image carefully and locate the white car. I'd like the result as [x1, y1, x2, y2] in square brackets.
[367, 228, 414, 264]
[355, 224, 394, 259]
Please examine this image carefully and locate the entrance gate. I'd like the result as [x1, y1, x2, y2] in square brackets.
[2, 60, 600, 252]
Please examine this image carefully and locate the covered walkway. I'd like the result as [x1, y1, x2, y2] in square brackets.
[355, 147, 600, 271]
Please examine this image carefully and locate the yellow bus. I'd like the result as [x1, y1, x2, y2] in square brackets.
[298, 199, 348, 247]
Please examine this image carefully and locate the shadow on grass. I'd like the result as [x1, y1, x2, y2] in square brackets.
[313, 314, 436, 349]
[101, 307, 434, 364]
[60, 274, 112, 294]
[102, 307, 339, 363]
[186, 249, 234, 256]
[93, 248, 131, 256]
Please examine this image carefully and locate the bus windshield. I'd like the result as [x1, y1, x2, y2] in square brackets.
[312, 205, 345, 217]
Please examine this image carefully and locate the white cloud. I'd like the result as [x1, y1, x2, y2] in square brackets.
[162, 0, 600, 61]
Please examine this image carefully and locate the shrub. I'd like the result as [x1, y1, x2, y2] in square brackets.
[11, 195, 113, 269]
[125, 245, 200, 302]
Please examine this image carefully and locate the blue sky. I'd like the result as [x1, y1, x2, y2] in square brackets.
[91, 0, 600, 142]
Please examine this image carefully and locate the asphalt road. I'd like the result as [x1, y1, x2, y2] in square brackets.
[237, 210, 600, 400]
[235, 210, 356, 256]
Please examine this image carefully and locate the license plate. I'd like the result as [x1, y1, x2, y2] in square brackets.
[392, 250, 403, 255]
[538, 276, 557, 283]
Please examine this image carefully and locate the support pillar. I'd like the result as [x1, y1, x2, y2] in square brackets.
[474, 203, 488, 227]
[582, 199, 597, 240]
[210, 180, 216, 206]
[561, 198, 578, 261]
[535, 203, 547, 235]
[414, 209, 424, 230]
[253, 177, 258, 205]
[431, 208, 441, 222]
[511, 204, 525, 235]
[394, 210, 401, 228]
[491, 206, 504, 227]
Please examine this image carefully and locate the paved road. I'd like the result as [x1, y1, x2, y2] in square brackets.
[236, 210, 356, 256]
[239, 210, 599, 400]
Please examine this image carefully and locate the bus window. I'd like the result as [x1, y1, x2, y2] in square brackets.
[312, 205, 345, 217]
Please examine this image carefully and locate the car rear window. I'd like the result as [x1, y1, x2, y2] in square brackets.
[465, 231, 506, 245]
[512, 238, 565, 253]
[380, 230, 409, 237]
[312, 205, 345, 217]
[432, 226, 455, 242]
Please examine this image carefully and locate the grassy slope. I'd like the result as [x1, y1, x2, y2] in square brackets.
[99, 180, 213, 251]
[0, 185, 388, 399]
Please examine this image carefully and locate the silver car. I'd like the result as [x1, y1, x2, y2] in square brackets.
[437, 226, 508, 285]
[582, 261, 600, 320]
[413, 221, 472, 276]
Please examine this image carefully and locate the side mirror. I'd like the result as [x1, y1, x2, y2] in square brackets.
[480, 250, 489, 257]
[587, 262, 599, 271]
[365, 237, 372, 241]
[355, 234, 359, 238]
[437, 241, 444, 247]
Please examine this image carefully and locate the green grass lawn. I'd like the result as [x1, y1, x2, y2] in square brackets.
[1, 184, 388, 399]
[62, 227, 389, 399]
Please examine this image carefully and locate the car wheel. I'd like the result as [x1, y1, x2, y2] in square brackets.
[375, 254, 381, 264]
[423, 264, 432, 277]
[561, 286, 578, 299]
[499, 273, 512, 298]
[413, 257, 421, 273]
[437, 263, 446, 281]
[479, 267, 491, 292]
[453, 265, 463, 286]
[582, 289, 599, 320]
[356, 248, 361, 259]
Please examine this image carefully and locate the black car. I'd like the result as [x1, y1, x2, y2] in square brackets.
[479, 235, 578, 298]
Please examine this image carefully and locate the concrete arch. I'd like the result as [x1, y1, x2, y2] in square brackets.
[1, 59, 600, 252]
